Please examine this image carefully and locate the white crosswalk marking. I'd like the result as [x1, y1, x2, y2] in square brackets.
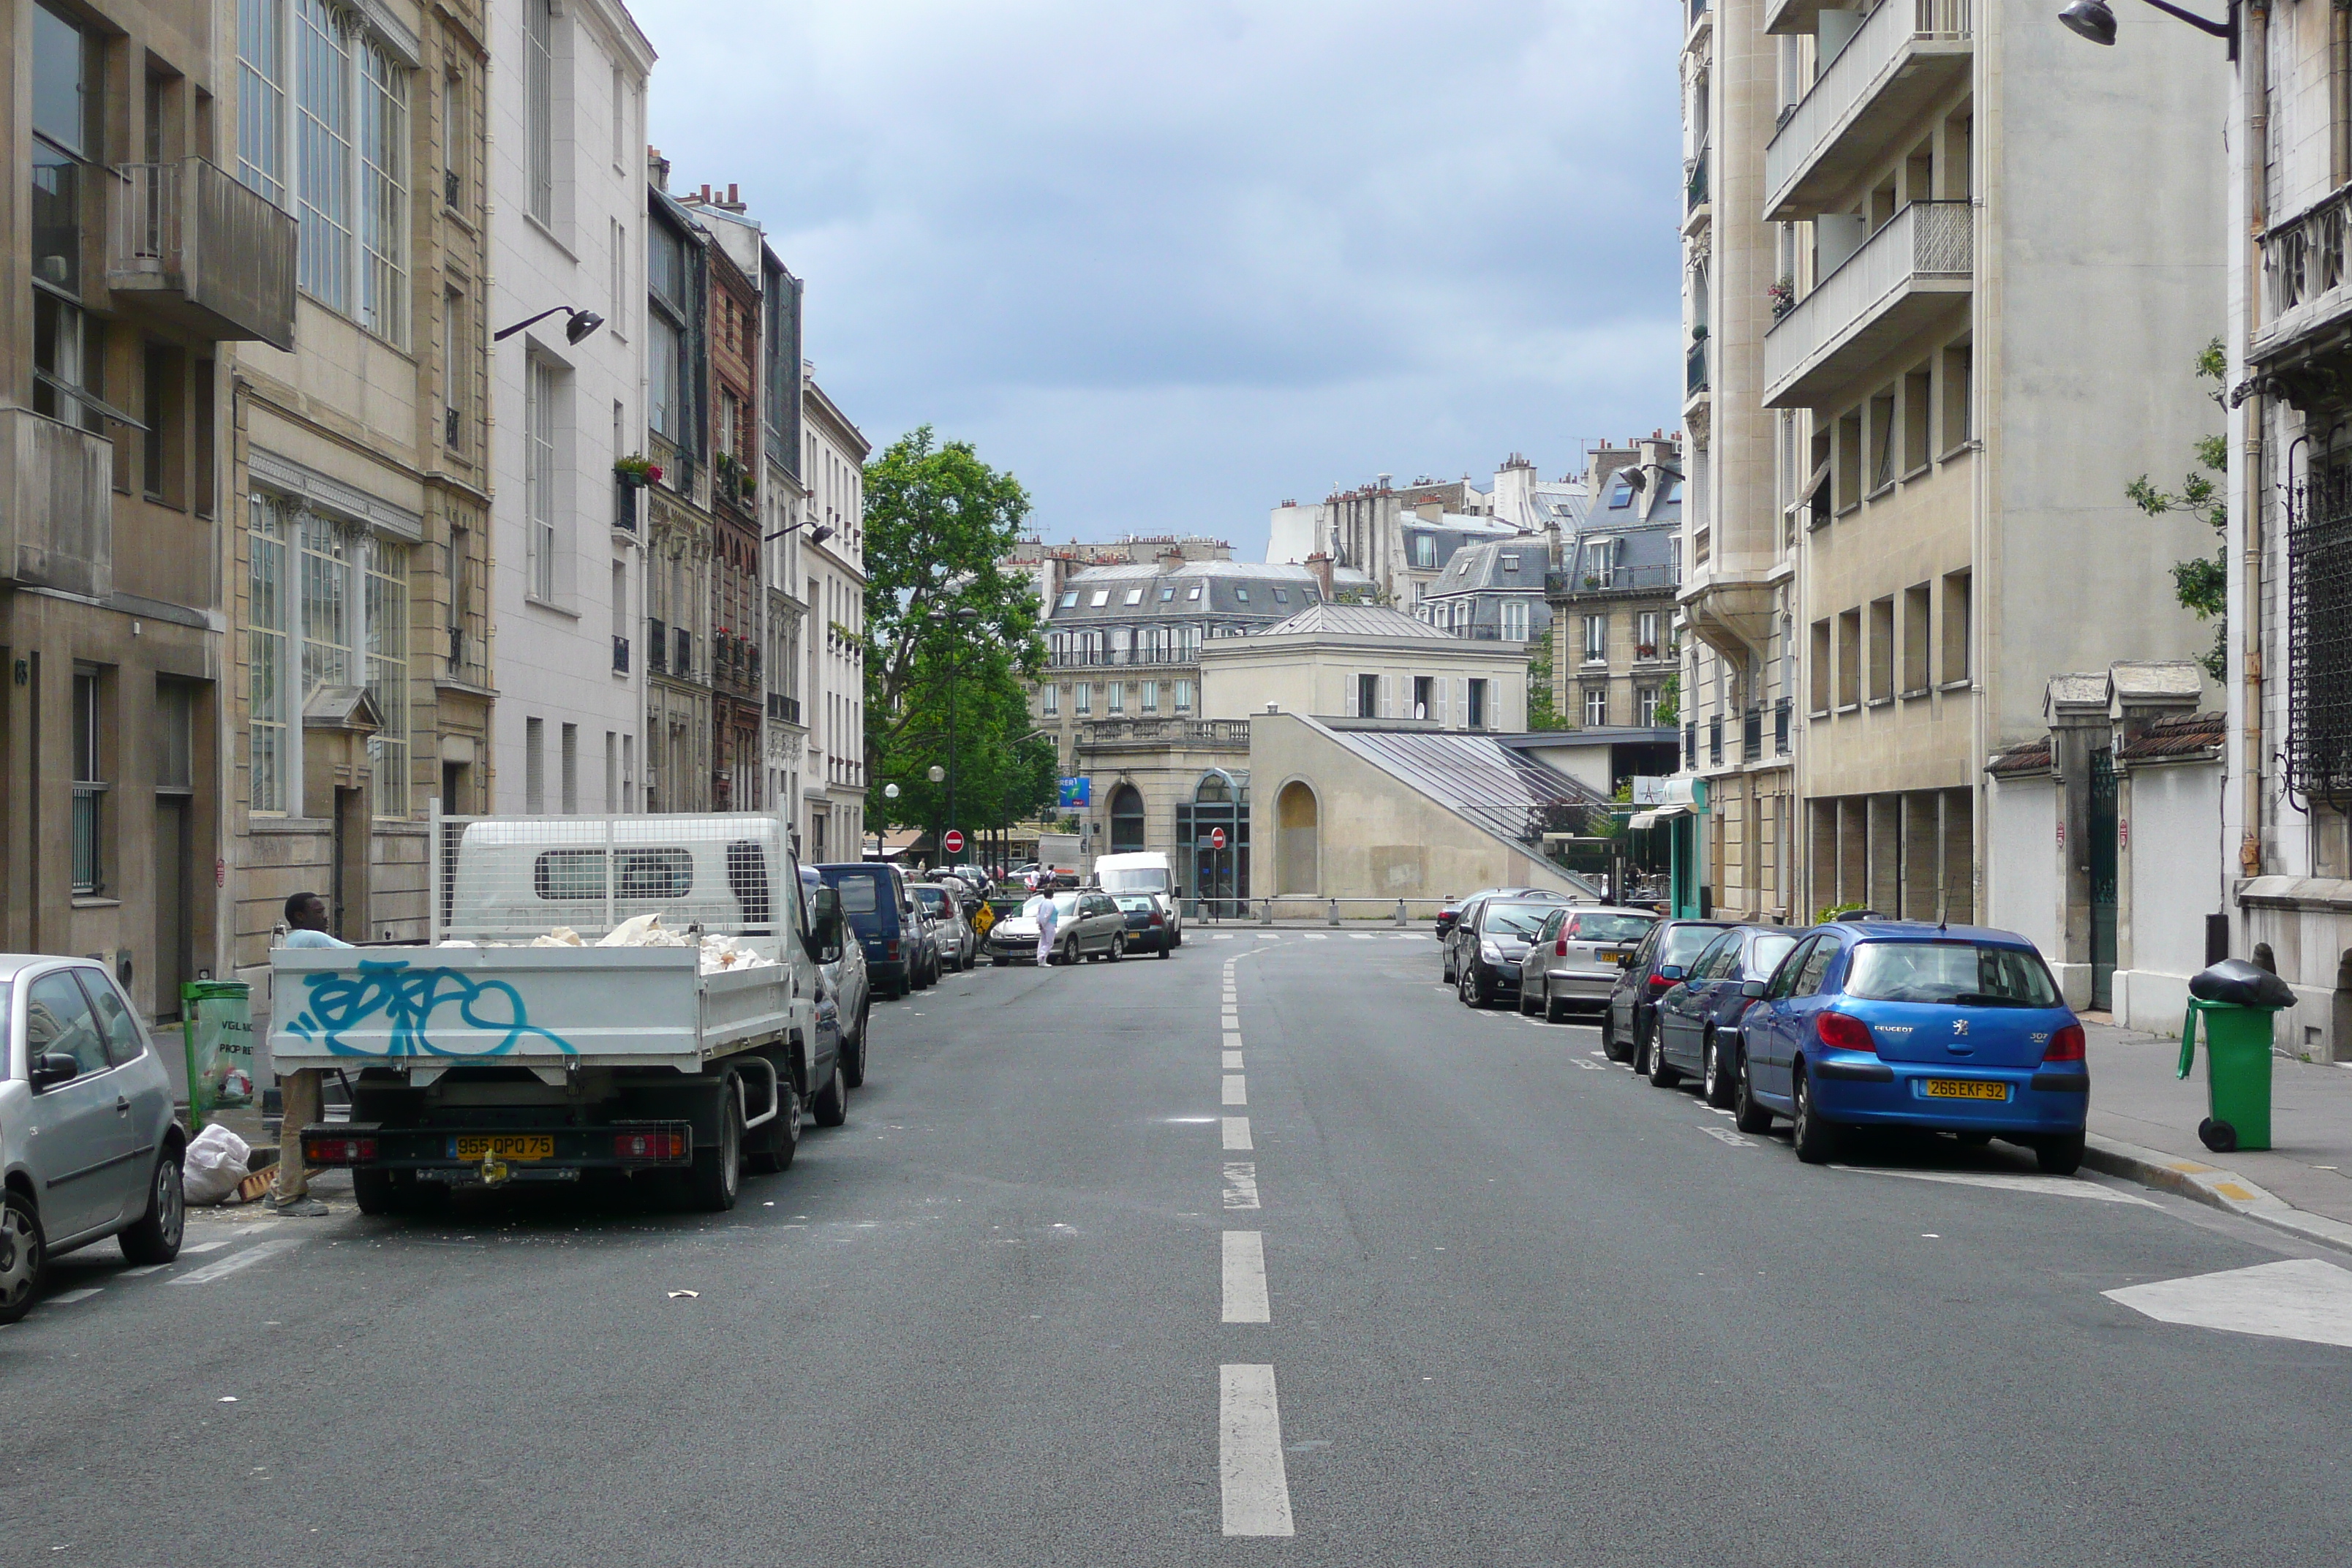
[1220, 1365, 1295, 1536]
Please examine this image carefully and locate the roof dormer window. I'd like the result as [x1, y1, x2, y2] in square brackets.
[1235, 587, 1250, 603]
[1273, 587, 1289, 603]
[1500, 553, 1519, 572]
[1124, 587, 1144, 606]
[1090, 589, 1109, 607]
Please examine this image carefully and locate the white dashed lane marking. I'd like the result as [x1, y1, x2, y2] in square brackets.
[1223, 1116, 1253, 1150]
[45, 1288, 103, 1306]
[1223, 1163, 1262, 1210]
[1223, 1074, 1247, 1106]
[1222, 1232, 1270, 1323]
[1220, 1365, 1296, 1536]
[1223, 1051, 1245, 1070]
[171, 1237, 307, 1286]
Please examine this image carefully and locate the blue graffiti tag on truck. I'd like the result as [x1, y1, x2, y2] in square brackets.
[284, 960, 579, 1058]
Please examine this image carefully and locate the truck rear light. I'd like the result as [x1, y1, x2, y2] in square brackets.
[1815, 1011, 1877, 1055]
[614, 1130, 688, 1161]
[305, 1136, 377, 1165]
[884, 940, 900, 961]
[2041, 1022, 2087, 1063]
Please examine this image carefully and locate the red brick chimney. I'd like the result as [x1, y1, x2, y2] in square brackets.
[1305, 551, 1335, 600]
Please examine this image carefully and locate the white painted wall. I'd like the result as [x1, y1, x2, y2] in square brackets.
[1985, 774, 2059, 962]
[488, 0, 654, 813]
[1201, 636, 1527, 729]
[2116, 760, 2224, 1036]
[799, 377, 868, 860]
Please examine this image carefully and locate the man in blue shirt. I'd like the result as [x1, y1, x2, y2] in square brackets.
[269, 892, 347, 1214]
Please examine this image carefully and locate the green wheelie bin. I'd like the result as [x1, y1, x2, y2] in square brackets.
[2179, 958, 2296, 1153]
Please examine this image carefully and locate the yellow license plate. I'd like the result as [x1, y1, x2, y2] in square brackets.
[1923, 1079, 2009, 1102]
[451, 1134, 555, 1161]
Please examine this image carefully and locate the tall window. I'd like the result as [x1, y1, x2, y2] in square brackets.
[1583, 614, 1607, 663]
[526, 0, 554, 222]
[1466, 679, 1488, 729]
[561, 722, 579, 813]
[71, 668, 104, 894]
[295, 0, 353, 312]
[33, 3, 101, 434]
[365, 538, 410, 817]
[301, 513, 355, 696]
[1637, 685, 1659, 725]
[249, 498, 290, 812]
[527, 359, 559, 600]
[1501, 600, 1529, 641]
[1586, 687, 1609, 728]
[358, 40, 407, 345]
[1175, 680, 1193, 713]
[1637, 609, 1660, 654]
[238, 0, 287, 205]
[526, 716, 546, 813]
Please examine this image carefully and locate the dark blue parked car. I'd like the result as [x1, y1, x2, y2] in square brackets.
[816, 862, 930, 998]
[1731, 921, 2089, 1172]
[1646, 924, 1802, 1107]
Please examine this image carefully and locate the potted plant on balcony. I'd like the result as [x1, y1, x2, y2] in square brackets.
[614, 453, 663, 486]
[1635, 641, 1659, 660]
[1766, 276, 1795, 320]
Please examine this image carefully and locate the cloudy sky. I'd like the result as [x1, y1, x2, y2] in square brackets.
[630, 0, 1683, 559]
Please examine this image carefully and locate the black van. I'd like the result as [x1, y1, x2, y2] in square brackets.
[817, 862, 927, 998]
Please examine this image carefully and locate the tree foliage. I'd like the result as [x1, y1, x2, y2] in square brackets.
[860, 428, 1055, 834]
[1526, 621, 1568, 731]
[2125, 338, 2228, 682]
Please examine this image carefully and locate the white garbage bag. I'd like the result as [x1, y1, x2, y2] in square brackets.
[184, 1123, 253, 1206]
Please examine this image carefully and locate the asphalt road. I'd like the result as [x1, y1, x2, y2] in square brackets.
[6, 931, 2351, 1567]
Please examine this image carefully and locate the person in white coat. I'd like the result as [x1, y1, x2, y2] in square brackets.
[1032, 893, 1060, 968]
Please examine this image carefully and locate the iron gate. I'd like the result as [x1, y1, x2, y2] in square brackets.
[2088, 748, 2117, 1012]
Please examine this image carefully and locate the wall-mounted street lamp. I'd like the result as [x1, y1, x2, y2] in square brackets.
[493, 305, 606, 344]
[763, 519, 835, 547]
[1621, 461, 1686, 497]
[2057, 0, 2237, 56]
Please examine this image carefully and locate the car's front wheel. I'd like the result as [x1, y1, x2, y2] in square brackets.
[1791, 1068, 1839, 1165]
[1458, 962, 1484, 1009]
[0, 1192, 46, 1326]
[841, 1004, 870, 1088]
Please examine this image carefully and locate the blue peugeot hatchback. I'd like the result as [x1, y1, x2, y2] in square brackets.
[1731, 921, 2089, 1173]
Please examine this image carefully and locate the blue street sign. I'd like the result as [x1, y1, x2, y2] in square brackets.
[1058, 776, 1091, 808]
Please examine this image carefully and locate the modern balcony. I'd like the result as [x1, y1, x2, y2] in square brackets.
[105, 158, 297, 350]
[2253, 181, 2352, 375]
[1765, 0, 1830, 34]
[1764, 200, 1972, 409]
[1544, 563, 1682, 600]
[768, 691, 803, 725]
[1764, 0, 1973, 222]
[1686, 339, 1710, 403]
[1684, 150, 1710, 235]
[614, 480, 638, 533]
[0, 407, 114, 600]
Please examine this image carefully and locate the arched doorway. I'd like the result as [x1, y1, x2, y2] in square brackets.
[1276, 780, 1319, 895]
[1109, 783, 1146, 853]
[1176, 769, 1249, 914]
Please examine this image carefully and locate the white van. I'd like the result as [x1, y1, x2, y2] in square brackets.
[1091, 851, 1183, 948]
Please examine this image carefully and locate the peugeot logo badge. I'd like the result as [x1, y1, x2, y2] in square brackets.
[1951, 1018, 1969, 1036]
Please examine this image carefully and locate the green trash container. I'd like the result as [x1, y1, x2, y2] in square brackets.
[181, 979, 256, 1131]
[2179, 996, 2283, 1153]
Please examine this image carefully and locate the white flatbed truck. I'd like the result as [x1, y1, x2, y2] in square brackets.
[269, 813, 849, 1213]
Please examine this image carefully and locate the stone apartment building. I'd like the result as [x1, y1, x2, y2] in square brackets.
[1545, 442, 1682, 737]
[641, 172, 713, 814]
[1674, 0, 1799, 921]
[3, 0, 295, 1018]
[2228, 0, 2352, 1055]
[799, 373, 867, 861]
[1752, 0, 2221, 940]
[222, 0, 498, 973]
[759, 241, 809, 836]
[486, 0, 654, 818]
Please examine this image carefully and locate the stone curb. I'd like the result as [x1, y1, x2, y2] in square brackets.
[2083, 1132, 2352, 1253]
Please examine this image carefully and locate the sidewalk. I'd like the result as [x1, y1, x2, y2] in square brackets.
[2085, 1019, 2352, 1246]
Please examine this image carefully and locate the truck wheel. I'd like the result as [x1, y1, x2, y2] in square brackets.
[354, 1167, 404, 1216]
[811, 1059, 849, 1128]
[842, 1003, 870, 1087]
[745, 1081, 802, 1175]
[689, 1077, 745, 1211]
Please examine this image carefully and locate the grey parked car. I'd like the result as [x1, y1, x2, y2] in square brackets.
[1, 956, 186, 1323]
[802, 867, 874, 1086]
[1518, 906, 1660, 1022]
[911, 883, 976, 972]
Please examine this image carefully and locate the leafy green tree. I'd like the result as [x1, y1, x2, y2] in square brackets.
[2126, 338, 2228, 682]
[1526, 621, 1569, 730]
[860, 428, 1055, 835]
[1651, 671, 1680, 727]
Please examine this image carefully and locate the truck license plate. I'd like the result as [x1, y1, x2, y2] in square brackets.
[449, 1134, 555, 1161]
[1923, 1079, 2008, 1102]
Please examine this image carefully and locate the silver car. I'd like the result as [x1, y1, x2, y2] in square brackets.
[802, 868, 873, 1086]
[1, 956, 186, 1322]
[911, 883, 977, 971]
[1518, 906, 1662, 1022]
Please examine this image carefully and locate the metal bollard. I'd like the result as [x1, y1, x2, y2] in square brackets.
[1394, 899, 1408, 927]
[1259, 898, 1274, 925]
[1327, 898, 1341, 927]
